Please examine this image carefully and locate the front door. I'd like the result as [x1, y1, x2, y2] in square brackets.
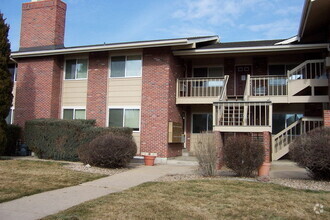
[235, 65, 251, 96]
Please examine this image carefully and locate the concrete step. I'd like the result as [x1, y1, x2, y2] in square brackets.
[167, 156, 198, 166]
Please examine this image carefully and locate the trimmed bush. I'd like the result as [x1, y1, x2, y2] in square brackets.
[78, 133, 137, 168]
[4, 124, 22, 156]
[290, 127, 330, 180]
[195, 133, 218, 176]
[25, 119, 133, 161]
[223, 135, 264, 177]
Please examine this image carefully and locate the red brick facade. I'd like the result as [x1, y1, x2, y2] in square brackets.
[140, 47, 184, 157]
[20, 0, 66, 50]
[324, 110, 330, 127]
[86, 52, 109, 127]
[262, 131, 271, 163]
[14, 56, 63, 127]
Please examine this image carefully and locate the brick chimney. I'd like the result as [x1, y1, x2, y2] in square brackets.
[19, 0, 66, 51]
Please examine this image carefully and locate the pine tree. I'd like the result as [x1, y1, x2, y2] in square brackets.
[0, 12, 13, 155]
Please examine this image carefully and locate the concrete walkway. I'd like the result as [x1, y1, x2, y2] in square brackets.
[0, 164, 196, 220]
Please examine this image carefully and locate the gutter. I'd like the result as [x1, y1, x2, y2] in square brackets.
[173, 44, 329, 56]
[11, 39, 189, 58]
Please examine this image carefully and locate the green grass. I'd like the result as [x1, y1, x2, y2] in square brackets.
[44, 179, 330, 220]
[0, 159, 105, 203]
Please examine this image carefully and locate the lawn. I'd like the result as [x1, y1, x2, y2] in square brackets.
[44, 179, 330, 220]
[0, 159, 105, 203]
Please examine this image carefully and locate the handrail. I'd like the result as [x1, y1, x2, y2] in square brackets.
[220, 75, 229, 101]
[272, 118, 301, 140]
[272, 117, 323, 160]
[287, 59, 325, 79]
[243, 74, 251, 100]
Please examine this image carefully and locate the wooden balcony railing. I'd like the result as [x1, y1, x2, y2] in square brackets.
[213, 101, 272, 132]
[250, 75, 288, 96]
[272, 117, 323, 160]
[177, 76, 228, 99]
[288, 59, 326, 80]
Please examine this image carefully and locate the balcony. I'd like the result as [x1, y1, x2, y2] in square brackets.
[245, 59, 328, 103]
[213, 101, 272, 132]
[176, 76, 228, 104]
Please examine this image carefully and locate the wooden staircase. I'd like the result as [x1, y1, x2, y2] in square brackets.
[271, 117, 323, 161]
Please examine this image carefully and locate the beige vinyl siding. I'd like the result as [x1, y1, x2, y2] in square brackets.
[189, 133, 214, 155]
[133, 133, 140, 154]
[62, 80, 87, 106]
[107, 78, 142, 105]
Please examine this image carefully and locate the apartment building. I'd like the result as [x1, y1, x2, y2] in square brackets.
[9, 0, 330, 162]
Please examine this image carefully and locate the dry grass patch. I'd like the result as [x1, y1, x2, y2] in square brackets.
[0, 159, 105, 203]
[44, 179, 330, 220]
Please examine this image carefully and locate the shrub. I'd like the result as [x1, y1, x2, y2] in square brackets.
[78, 133, 137, 168]
[4, 125, 22, 156]
[195, 133, 218, 176]
[25, 119, 133, 161]
[290, 127, 330, 180]
[223, 135, 264, 177]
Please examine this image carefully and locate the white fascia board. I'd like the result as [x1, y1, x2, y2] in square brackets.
[173, 43, 329, 56]
[11, 39, 189, 58]
[275, 36, 298, 45]
[187, 36, 219, 44]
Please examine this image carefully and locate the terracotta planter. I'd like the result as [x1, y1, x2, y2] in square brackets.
[258, 162, 271, 176]
[144, 155, 156, 166]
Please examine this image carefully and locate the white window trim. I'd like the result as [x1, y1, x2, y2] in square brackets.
[191, 112, 213, 134]
[192, 66, 224, 78]
[109, 54, 143, 78]
[107, 106, 141, 132]
[62, 107, 86, 120]
[63, 58, 89, 80]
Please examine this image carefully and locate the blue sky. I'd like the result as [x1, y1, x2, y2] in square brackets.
[1, 0, 304, 51]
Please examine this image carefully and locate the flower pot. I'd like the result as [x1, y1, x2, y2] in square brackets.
[258, 162, 271, 176]
[144, 155, 156, 166]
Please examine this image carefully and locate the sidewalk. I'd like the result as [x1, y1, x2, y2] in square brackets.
[0, 164, 196, 220]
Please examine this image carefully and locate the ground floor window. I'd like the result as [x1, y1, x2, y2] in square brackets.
[192, 113, 212, 133]
[272, 113, 303, 134]
[63, 108, 86, 120]
[5, 108, 14, 124]
[109, 108, 140, 131]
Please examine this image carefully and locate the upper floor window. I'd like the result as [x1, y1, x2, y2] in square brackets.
[193, 67, 224, 78]
[8, 63, 17, 82]
[110, 55, 142, 77]
[65, 59, 88, 80]
[63, 108, 86, 120]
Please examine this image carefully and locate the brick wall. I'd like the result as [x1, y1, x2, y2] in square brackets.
[20, 0, 66, 50]
[14, 56, 63, 127]
[324, 110, 330, 127]
[140, 47, 184, 157]
[86, 52, 109, 127]
[262, 131, 271, 163]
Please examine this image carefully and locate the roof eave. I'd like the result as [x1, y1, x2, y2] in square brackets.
[173, 44, 329, 56]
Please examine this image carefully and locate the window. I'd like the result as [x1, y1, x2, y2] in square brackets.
[8, 63, 17, 82]
[193, 67, 224, 77]
[268, 64, 297, 76]
[5, 109, 14, 124]
[63, 108, 86, 120]
[109, 108, 140, 131]
[110, 55, 142, 77]
[192, 113, 213, 133]
[65, 59, 88, 79]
